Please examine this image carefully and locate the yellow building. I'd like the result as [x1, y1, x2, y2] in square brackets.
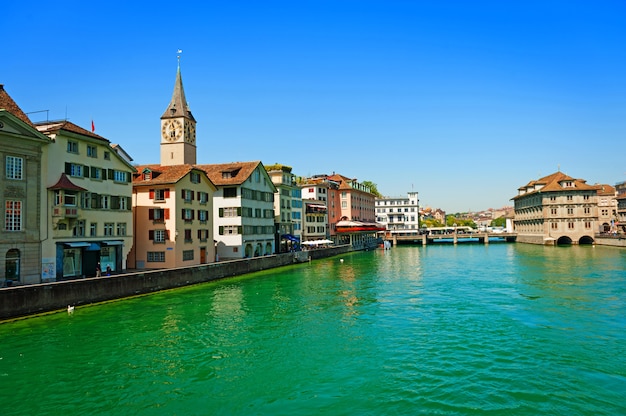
[36, 121, 136, 280]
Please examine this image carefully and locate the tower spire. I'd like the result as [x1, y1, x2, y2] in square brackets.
[161, 50, 195, 122]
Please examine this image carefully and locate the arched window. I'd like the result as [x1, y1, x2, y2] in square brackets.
[6, 249, 20, 281]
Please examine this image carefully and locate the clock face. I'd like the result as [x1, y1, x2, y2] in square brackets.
[185, 123, 196, 143]
[162, 119, 183, 141]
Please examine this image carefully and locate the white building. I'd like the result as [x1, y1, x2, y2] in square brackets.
[375, 192, 420, 236]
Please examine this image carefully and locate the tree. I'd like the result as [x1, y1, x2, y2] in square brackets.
[490, 217, 506, 227]
[362, 181, 382, 197]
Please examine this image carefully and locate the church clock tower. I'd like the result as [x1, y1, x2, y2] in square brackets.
[160, 59, 197, 166]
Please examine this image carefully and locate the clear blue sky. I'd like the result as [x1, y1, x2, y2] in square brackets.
[5, 1, 626, 212]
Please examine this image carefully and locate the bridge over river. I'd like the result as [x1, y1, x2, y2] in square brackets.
[387, 232, 517, 246]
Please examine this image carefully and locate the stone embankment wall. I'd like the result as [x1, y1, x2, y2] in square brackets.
[0, 245, 351, 321]
[595, 236, 626, 248]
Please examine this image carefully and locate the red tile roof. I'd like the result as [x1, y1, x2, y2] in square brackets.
[514, 171, 597, 199]
[47, 173, 87, 191]
[35, 120, 110, 142]
[0, 84, 35, 127]
[133, 164, 196, 186]
[197, 161, 262, 186]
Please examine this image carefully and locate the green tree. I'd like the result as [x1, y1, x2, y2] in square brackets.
[362, 181, 382, 197]
[490, 217, 506, 227]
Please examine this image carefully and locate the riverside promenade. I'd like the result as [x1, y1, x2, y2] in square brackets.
[0, 245, 351, 321]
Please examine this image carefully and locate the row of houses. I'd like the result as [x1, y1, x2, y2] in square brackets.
[0, 65, 385, 286]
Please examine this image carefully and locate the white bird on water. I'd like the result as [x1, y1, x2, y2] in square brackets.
[67, 305, 74, 314]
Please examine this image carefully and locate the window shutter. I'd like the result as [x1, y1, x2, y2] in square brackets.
[191, 210, 195, 219]
[108, 169, 114, 180]
[165, 230, 170, 240]
[238, 226, 243, 234]
[165, 209, 170, 220]
[196, 191, 200, 200]
[219, 208, 223, 217]
[191, 191, 194, 200]
[237, 207, 242, 216]
[182, 209, 185, 219]
[148, 209, 154, 220]
[126, 172, 131, 183]
[84, 166, 90, 178]
[165, 189, 170, 198]
[149, 230, 154, 240]
[219, 226, 224, 235]
[197, 229, 201, 238]
[149, 189, 154, 199]
[127, 197, 132, 210]
[65, 163, 71, 174]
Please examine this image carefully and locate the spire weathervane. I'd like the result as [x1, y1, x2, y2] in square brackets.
[177, 49, 182, 67]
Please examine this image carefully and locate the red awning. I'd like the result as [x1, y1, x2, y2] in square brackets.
[47, 173, 87, 191]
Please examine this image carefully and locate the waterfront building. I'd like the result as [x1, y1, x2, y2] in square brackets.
[595, 184, 617, 233]
[375, 192, 420, 237]
[35, 120, 136, 280]
[129, 165, 216, 269]
[129, 59, 217, 269]
[302, 199, 328, 243]
[200, 161, 277, 260]
[265, 163, 301, 252]
[0, 85, 51, 286]
[301, 173, 381, 248]
[512, 171, 598, 245]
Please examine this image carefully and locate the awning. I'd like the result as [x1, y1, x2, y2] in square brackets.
[281, 234, 300, 242]
[64, 242, 91, 248]
[102, 240, 124, 246]
[302, 239, 333, 245]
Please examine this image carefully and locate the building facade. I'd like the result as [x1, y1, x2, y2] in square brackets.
[512, 171, 598, 245]
[265, 163, 301, 252]
[36, 120, 136, 280]
[129, 165, 216, 269]
[375, 192, 420, 236]
[0, 85, 50, 286]
[201, 161, 277, 260]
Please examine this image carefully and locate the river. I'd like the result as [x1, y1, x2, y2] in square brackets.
[1, 243, 625, 415]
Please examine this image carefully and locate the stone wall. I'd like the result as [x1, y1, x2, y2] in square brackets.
[0, 245, 351, 321]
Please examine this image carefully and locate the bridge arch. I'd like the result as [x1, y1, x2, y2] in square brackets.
[578, 235, 595, 245]
[556, 236, 573, 245]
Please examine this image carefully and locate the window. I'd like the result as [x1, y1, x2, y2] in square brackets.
[104, 222, 114, 236]
[6, 156, 23, 180]
[182, 189, 194, 202]
[90, 167, 102, 180]
[584, 207, 590, 214]
[183, 250, 194, 261]
[101, 195, 110, 209]
[198, 192, 208, 204]
[147, 252, 165, 262]
[190, 172, 201, 184]
[198, 229, 209, 241]
[117, 223, 126, 236]
[5, 249, 20, 281]
[567, 195, 573, 201]
[184, 229, 192, 242]
[220, 207, 239, 217]
[114, 171, 128, 182]
[64, 191, 77, 206]
[87, 145, 97, 158]
[150, 229, 167, 243]
[149, 208, 168, 222]
[198, 210, 208, 222]
[73, 220, 85, 237]
[585, 221, 591, 229]
[551, 223, 558, 230]
[551, 208, 557, 215]
[254, 169, 260, 182]
[219, 225, 241, 235]
[567, 208, 573, 215]
[104, 151, 111, 160]
[182, 208, 194, 221]
[68, 163, 83, 177]
[5, 200, 22, 231]
[90, 222, 97, 236]
[584, 195, 590, 201]
[150, 188, 169, 201]
[223, 187, 237, 198]
[67, 141, 79, 154]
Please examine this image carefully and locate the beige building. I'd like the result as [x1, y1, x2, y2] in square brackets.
[595, 184, 617, 233]
[0, 85, 50, 286]
[36, 120, 136, 280]
[129, 165, 216, 269]
[512, 171, 598, 245]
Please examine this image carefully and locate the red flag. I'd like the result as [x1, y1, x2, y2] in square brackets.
[91, 120, 95, 132]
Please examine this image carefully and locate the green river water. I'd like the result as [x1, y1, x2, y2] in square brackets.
[1, 243, 625, 415]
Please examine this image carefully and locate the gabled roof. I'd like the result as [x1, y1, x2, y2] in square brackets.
[198, 160, 269, 187]
[47, 173, 87, 191]
[133, 164, 196, 186]
[513, 171, 597, 200]
[34, 120, 109, 143]
[0, 84, 34, 127]
[594, 184, 616, 196]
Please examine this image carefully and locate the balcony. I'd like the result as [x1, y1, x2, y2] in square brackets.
[52, 207, 79, 218]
